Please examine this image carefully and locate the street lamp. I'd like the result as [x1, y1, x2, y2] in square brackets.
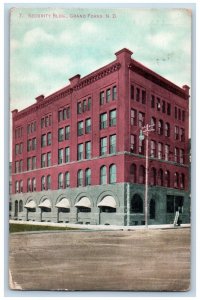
[139, 124, 154, 228]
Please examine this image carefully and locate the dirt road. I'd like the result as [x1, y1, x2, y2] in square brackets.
[9, 228, 191, 291]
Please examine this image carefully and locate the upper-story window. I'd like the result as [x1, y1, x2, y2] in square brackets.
[136, 88, 140, 102]
[165, 123, 170, 137]
[158, 143, 163, 159]
[27, 121, 36, 134]
[112, 86, 117, 100]
[100, 137, 107, 156]
[167, 103, 171, 115]
[41, 134, 47, 147]
[150, 140, 156, 158]
[138, 112, 145, 128]
[162, 100, 166, 113]
[158, 120, 164, 135]
[85, 118, 91, 134]
[85, 141, 91, 159]
[142, 90, 146, 104]
[65, 125, 70, 140]
[77, 121, 84, 136]
[131, 109, 137, 126]
[110, 134, 116, 154]
[77, 102, 82, 114]
[130, 134, 136, 153]
[58, 149, 64, 164]
[175, 126, 179, 140]
[77, 97, 91, 114]
[180, 128, 185, 142]
[41, 114, 52, 128]
[58, 107, 70, 122]
[109, 109, 116, 127]
[100, 91, 105, 106]
[182, 110, 185, 122]
[77, 143, 84, 161]
[106, 88, 111, 103]
[47, 132, 51, 146]
[58, 128, 64, 142]
[100, 113, 107, 129]
[150, 117, 156, 130]
[139, 139, 145, 155]
[130, 85, 134, 100]
[157, 98, 161, 111]
[15, 127, 23, 139]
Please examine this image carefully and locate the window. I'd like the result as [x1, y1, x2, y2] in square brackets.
[182, 111, 185, 122]
[41, 153, 46, 168]
[174, 148, 179, 163]
[130, 134, 136, 153]
[65, 126, 70, 140]
[130, 85, 134, 100]
[175, 126, 179, 140]
[58, 128, 64, 142]
[85, 118, 91, 134]
[15, 161, 19, 173]
[112, 86, 117, 100]
[32, 138, 36, 150]
[180, 149, 184, 164]
[65, 147, 70, 162]
[65, 172, 70, 187]
[58, 173, 63, 189]
[109, 109, 116, 126]
[150, 117, 156, 130]
[178, 108, 181, 120]
[67, 107, 70, 119]
[32, 178, 36, 191]
[32, 156, 36, 169]
[130, 164, 136, 182]
[19, 200, 23, 212]
[63, 108, 67, 120]
[150, 168, 156, 186]
[165, 171, 170, 187]
[150, 140, 156, 158]
[77, 170, 83, 187]
[47, 152, 51, 166]
[164, 144, 170, 161]
[109, 164, 116, 184]
[77, 143, 83, 160]
[77, 102, 82, 114]
[100, 91, 104, 105]
[158, 120, 163, 135]
[19, 160, 23, 172]
[27, 158, 31, 171]
[162, 100, 166, 113]
[27, 178, 32, 192]
[139, 139, 144, 155]
[41, 134, 46, 147]
[85, 168, 91, 186]
[19, 180, 23, 193]
[83, 99, 87, 112]
[85, 142, 91, 159]
[131, 194, 143, 213]
[47, 132, 51, 145]
[138, 112, 145, 127]
[158, 143, 163, 159]
[58, 149, 63, 164]
[157, 98, 161, 111]
[174, 172, 179, 188]
[180, 128, 185, 142]
[167, 103, 171, 115]
[131, 109, 136, 126]
[157, 169, 164, 186]
[165, 123, 170, 137]
[100, 113, 107, 129]
[180, 174, 185, 189]
[100, 137, 107, 156]
[106, 88, 111, 102]
[151, 95, 155, 108]
[88, 97, 91, 111]
[77, 121, 84, 136]
[41, 118, 45, 128]
[58, 110, 63, 121]
[110, 135, 116, 154]
[139, 165, 145, 184]
[27, 140, 32, 152]
[142, 90, 146, 104]
[100, 166, 107, 185]
[47, 175, 51, 190]
[15, 144, 19, 155]
[15, 181, 19, 193]
[136, 88, 140, 102]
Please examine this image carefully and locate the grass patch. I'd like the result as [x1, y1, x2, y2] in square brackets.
[9, 223, 77, 233]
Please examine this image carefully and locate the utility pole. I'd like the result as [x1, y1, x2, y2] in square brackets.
[139, 124, 154, 228]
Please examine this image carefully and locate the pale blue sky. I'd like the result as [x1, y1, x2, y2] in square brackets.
[10, 7, 191, 112]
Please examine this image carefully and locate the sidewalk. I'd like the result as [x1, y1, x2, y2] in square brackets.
[9, 219, 191, 231]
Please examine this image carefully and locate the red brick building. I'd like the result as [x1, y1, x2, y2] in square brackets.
[11, 48, 190, 225]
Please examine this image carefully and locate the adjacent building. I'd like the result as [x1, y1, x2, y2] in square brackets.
[10, 48, 190, 225]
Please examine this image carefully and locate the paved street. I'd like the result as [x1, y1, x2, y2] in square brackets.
[9, 228, 191, 291]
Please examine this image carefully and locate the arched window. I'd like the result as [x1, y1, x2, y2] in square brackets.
[158, 120, 163, 135]
[19, 200, 23, 212]
[150, 199, 156, 219]
[100, 166, 107, 185]
[130, 163, 137, 183]
[109, 164, 116, 184]
[150, 167, 156, 186]
[77, 170, 83, 187]
[131, 194, 143, 213]
[165, 122, 170, 137]
[27, 178, 31, 192]
[150, 117, 156, 131]
[19, 180, 23, 193]
[32, 177, 36, 191]
[158, 169, 164, 186]
[14, 200, 18, 217]
[85, 168, 91, 186]
[165, 170, 170, 187]
[15, 181, 19, 193]
[180, 173, 185, 189]
[41, 176, 45, 191]
[47, 175, 51, 190]
[58, 173, 63, 189]
[65, 172, 70, 187]
[174, 172, 179, 188]
[139, 165, 145, 184]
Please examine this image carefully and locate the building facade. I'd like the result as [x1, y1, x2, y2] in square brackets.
[10, 48, 190, 226]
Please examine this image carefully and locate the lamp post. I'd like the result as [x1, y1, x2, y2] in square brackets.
[139, 124, 154, 228]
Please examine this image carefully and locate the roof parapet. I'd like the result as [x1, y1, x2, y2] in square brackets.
[69, 74, 81, 86]
[35, 95, 45, 102]
[182, 85, 190, 96]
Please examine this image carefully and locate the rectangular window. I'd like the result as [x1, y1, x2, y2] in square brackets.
[58, 149, 63, 164]
[85, 141, 91, 159]
[58, 110, 63, 122]
[175, 126, 179, 140]
[150, 140, 156, 158]
[77, 102, 82, 114]
[15, 144, 19, 155]
[136, 88, 140, 102]
[41, 118, 45, 128]
[131, 85, 134, 100]
[167, 103, 171, 115]
[162, 101, 166, 113]
[41, 134, 46, 147]
[180, 149, 184, 164]
[63, 108, 67, 120]
[139, 139, 144, 155]
[157, 98, 161, 111]
[41, 154, 46, 168]
[65, 147, 70, 162]
[77, 143, 83, 160]
[100, 137, 107, 156]
[142, 90, 146, 104]
[131, 109, 136, 126]
[32, 156, 36, 170]
[83, 99, 87, 112]
[19, 160, 23, 173]
[20, 143, 23, 154]
[100, 113, 107, 129]
[109, 109, 116, 127]
[182, 110, 185, 122]
[32, 138, 36, 150]
[15, 161, 19, 173]
[130, 135, 136, 153]
[174, 147, 179, 163]
[112, 86, 117, 100]
[106, 89, 111, 102]
[58, 128, 64, 142]
[180, 128, 185, 142]
[110, 135, 116, 154]
[158, 143, 163, 159]
[178, 108, 181, 120]
[47, 152, 51, 167]
[65, 126, 70, 140]
[66, 107, 70, 118]
[164, 145, 170, 161]
[47, 132, 51, 146]
[27, 140, 32, 152]
[138, 112, 145, 127]
[78, 121, 84, 136]
[49, 115, 52, 125]
[100, 91, 104, 105]
[45, 116, 49, 127]
[27, 158, 31, 171]
[88, 97, 91, 111]
[85, 118, 91, 134]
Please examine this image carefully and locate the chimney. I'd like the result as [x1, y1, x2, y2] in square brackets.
[115, 48, 133, 63]
[69, 74, 81, 86]
[35, 95, 45, 102]
[182, 85, 190, 96]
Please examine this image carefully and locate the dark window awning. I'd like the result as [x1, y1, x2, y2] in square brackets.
[75, 197, 91, 208]
[38, 199, 51, 208]
[98, 196, 116, 208]
[55, 198, 70, 208]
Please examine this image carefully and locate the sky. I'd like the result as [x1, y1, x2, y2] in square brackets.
[10, 7, 191, 112]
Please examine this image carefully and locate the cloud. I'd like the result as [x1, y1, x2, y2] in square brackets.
[146, 32, 173, 49]
[80, 21, 98, 34]
[10, 39, 20, 51]
[23, 27, 54, 47]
